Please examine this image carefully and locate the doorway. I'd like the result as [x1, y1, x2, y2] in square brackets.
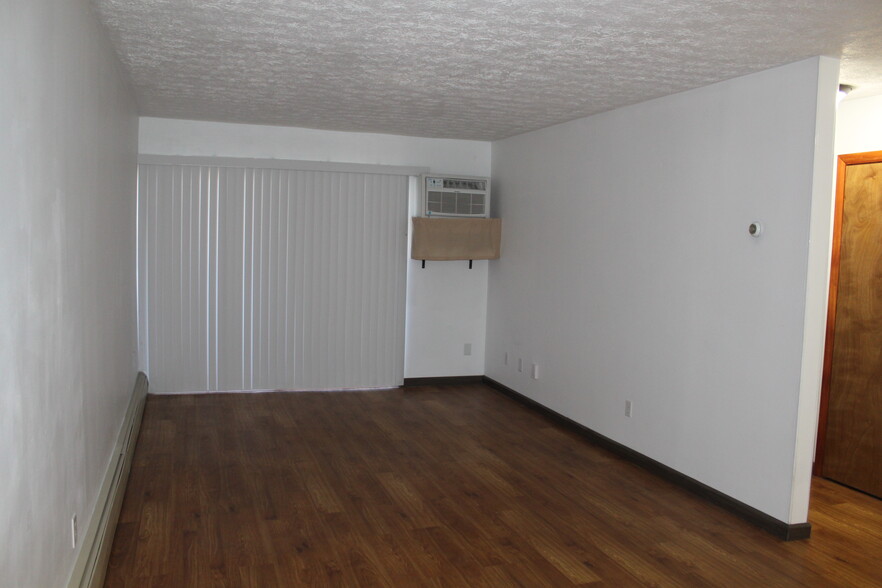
[814, 150, 882, 499]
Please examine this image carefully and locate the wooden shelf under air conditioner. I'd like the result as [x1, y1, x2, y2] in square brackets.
[411, 217, 501, 261]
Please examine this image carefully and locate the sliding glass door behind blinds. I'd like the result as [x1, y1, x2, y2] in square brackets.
[137, 164, 408, 393]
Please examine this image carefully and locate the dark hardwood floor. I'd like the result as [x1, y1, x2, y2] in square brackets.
[104, 384, 882, 587]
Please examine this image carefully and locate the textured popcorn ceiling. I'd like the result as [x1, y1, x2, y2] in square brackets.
[91, 0, 882, 140]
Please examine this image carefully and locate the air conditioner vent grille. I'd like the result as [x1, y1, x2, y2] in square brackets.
[423, 175, 490, 218]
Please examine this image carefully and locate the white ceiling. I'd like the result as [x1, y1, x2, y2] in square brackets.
[91, 0, 882, 141]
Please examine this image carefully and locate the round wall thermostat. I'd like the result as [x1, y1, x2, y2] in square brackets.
[748, 222, 763, 237]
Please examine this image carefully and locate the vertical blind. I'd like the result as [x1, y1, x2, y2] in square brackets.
[137, 163, 408, 393]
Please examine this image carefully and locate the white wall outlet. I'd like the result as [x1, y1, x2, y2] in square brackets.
[71, 514, 78, 549]
[464, 343, 472, 356]
[504, 352, 509, 365]
[518, 358, 523, 372]
[532, 363, 539, 379]
[625, 400, 633, 418]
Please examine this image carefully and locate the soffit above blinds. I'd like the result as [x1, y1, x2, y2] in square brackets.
[138, 154, 428, 177]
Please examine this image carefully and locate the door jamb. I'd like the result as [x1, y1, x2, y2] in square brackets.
[813, 150, 882, 476]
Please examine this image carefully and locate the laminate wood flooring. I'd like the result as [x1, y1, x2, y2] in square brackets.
[103, 384, 882, 587]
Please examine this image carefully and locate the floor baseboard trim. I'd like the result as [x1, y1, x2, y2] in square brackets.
[67, 372, 149, 588]
[403, 375, 484, 387]
[482, 376, 811, 541]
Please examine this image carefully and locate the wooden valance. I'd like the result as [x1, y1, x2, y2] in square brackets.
[411, 217, 502, 261]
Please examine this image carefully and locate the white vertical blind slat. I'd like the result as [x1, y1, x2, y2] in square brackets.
[137, 163, 407, 393]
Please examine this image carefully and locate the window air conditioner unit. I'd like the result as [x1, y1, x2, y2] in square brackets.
[422, 174, 491, 218]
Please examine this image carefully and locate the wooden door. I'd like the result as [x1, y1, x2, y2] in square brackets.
[818, 152, 882, 498]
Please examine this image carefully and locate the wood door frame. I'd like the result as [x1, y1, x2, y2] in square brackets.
[813, 150, 882, 476]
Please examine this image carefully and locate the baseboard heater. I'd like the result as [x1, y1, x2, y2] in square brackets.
[67, 372, 148, 588]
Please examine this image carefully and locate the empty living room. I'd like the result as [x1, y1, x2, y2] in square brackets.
[4, 1, 882, 586]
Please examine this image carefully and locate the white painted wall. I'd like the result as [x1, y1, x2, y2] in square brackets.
[836, 94, 882, 155]
[139, 118, 491, 379]
[140, 117, 490, 175]
[789, 58, 839, 523]
[487, 58, 837, 524]
[0, 1, 139, 587]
